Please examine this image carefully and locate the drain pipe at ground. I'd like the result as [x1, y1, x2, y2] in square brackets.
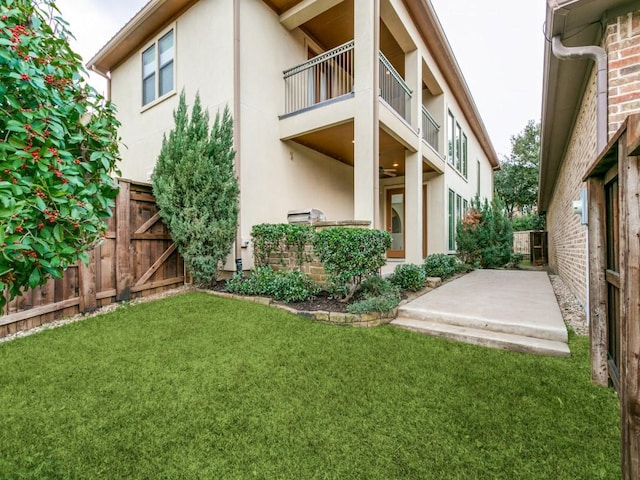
[551, 36, 608, 152]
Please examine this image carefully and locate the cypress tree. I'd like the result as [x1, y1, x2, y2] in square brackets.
[152, 91, 239, 285]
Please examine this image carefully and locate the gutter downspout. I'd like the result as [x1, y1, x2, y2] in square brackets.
[551, 35, 608, 329]
[233, 0, 242, 274]
[551, 36, 608, 152]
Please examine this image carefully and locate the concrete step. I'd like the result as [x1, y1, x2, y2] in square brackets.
[391, 317, 571, 357]
[397, 305, 568, 343]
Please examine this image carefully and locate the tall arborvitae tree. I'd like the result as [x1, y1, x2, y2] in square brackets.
[152, 92, 239, 286]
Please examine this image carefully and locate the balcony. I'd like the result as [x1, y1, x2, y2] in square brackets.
[421, 106, 439, 152]
[378, 51, 411, 124]
[283, 40, 354, 116]
[283, 42, 414, 126]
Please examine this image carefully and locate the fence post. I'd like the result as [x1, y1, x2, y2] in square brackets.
[116, 180, 132, 301]
[79, 248, 97, 312]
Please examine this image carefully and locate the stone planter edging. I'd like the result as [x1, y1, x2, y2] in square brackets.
[201, 290, 398, 327]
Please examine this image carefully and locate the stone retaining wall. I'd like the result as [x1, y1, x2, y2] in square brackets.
[208, 290, 396, 327]
[265, 220, 371, 285]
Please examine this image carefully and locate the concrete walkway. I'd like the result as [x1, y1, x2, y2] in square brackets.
[391, 269, 570, 356]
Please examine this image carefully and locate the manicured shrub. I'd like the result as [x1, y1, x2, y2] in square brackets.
[423, 254, 461, 279]
[251, 223, 314, 268]
[356, 275, 401, 300]
[347, 294, 400, 314]
[456, 197, 512, 268]
[390, 264, 426, 292]
[225, 266, 275, 297]
[312, 228, 391, 302]
[348, 276, 400, 314]
[225, 266, 318, 303]
[270, 270, 319, 303]
[152, 92, 238, 286]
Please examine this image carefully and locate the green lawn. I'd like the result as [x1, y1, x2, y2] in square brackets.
[0, 292, 620, 479]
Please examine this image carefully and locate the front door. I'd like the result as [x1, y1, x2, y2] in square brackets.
[605, 168, 620, 390]
[386, 188, 405, 258]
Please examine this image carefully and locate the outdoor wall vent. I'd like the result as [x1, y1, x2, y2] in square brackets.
[287, 208, 325, 224]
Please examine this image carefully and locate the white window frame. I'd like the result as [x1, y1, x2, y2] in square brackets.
[447, 108, 469, 180]
[141, 25, 176, 111]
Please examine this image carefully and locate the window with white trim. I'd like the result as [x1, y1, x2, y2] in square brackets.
[448, 188, 469, 251]
[142, 30, 174, 107]
[447, 109, 469, 179]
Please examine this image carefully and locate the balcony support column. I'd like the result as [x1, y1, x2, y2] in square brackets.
[406, 49, 421, 132]
[404, 49, 423, 262]
[353, 0, 380, 226]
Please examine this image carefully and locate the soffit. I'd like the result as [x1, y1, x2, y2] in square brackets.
[291, 123, 434, 175]
[539, 0, 635, 212]
[87, 0, 197, 75]
[263, 0, 306, 16]
[302, 0, 353, 49]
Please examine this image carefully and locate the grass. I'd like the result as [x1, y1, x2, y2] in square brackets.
[0, 292, 620, 479]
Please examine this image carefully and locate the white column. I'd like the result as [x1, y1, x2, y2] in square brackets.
[404, 49, 423, 262]
[353, 0, 379, 225]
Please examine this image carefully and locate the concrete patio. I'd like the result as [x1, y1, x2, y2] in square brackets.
[391, 269, 570, 356]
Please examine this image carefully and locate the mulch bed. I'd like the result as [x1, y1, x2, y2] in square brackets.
[211, 280, 404, 314]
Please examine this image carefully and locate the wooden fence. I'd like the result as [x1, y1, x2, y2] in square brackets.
[513, 231, 531, 256]
[0, 179, 185, 338]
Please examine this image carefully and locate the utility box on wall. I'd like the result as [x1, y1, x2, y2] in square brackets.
[530, 231, 548, 266]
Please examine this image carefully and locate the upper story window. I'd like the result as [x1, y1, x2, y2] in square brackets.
[447, 109, 468, 179]
[142, 30, 175, 107]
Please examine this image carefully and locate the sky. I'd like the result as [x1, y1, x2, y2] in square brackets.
[56, 0, 546, 159]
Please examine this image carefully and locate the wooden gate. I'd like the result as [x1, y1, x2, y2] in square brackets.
[584, 115, 640, 480]
[1, 179, 184, 338]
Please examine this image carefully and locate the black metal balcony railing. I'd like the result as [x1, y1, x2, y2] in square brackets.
[378, 51, 412, 123]
[283, 43, 414, 125]
[421, 106, 440, 152]
[283, 40, 354, 115]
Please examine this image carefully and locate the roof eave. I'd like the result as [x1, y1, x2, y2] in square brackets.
[86, 0, 197, 75]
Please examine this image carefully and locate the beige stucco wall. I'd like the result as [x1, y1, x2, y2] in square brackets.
[111, 0, 234, 182]
[109, 0, 495, 267]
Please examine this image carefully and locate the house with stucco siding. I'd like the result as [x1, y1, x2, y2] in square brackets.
[88, 0, 498, 273]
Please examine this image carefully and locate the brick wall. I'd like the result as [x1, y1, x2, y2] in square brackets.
[546, 72, 596, 306]
[608, 11, 640, 135]
[546, 10, 640, 307]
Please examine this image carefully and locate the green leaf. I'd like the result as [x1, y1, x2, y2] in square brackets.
[53, 224, 63, 242]
[28, 268, 40, 288]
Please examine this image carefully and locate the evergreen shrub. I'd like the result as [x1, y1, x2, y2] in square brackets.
[152, 92, 238, 286]
[347, 276, 401, 314]
[312, 228, 391, 302]
[423, 254, 462, 279]
[390, 264, 426, 292]
[225, 266, 318, 303]
[456, 197, 513, 268]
